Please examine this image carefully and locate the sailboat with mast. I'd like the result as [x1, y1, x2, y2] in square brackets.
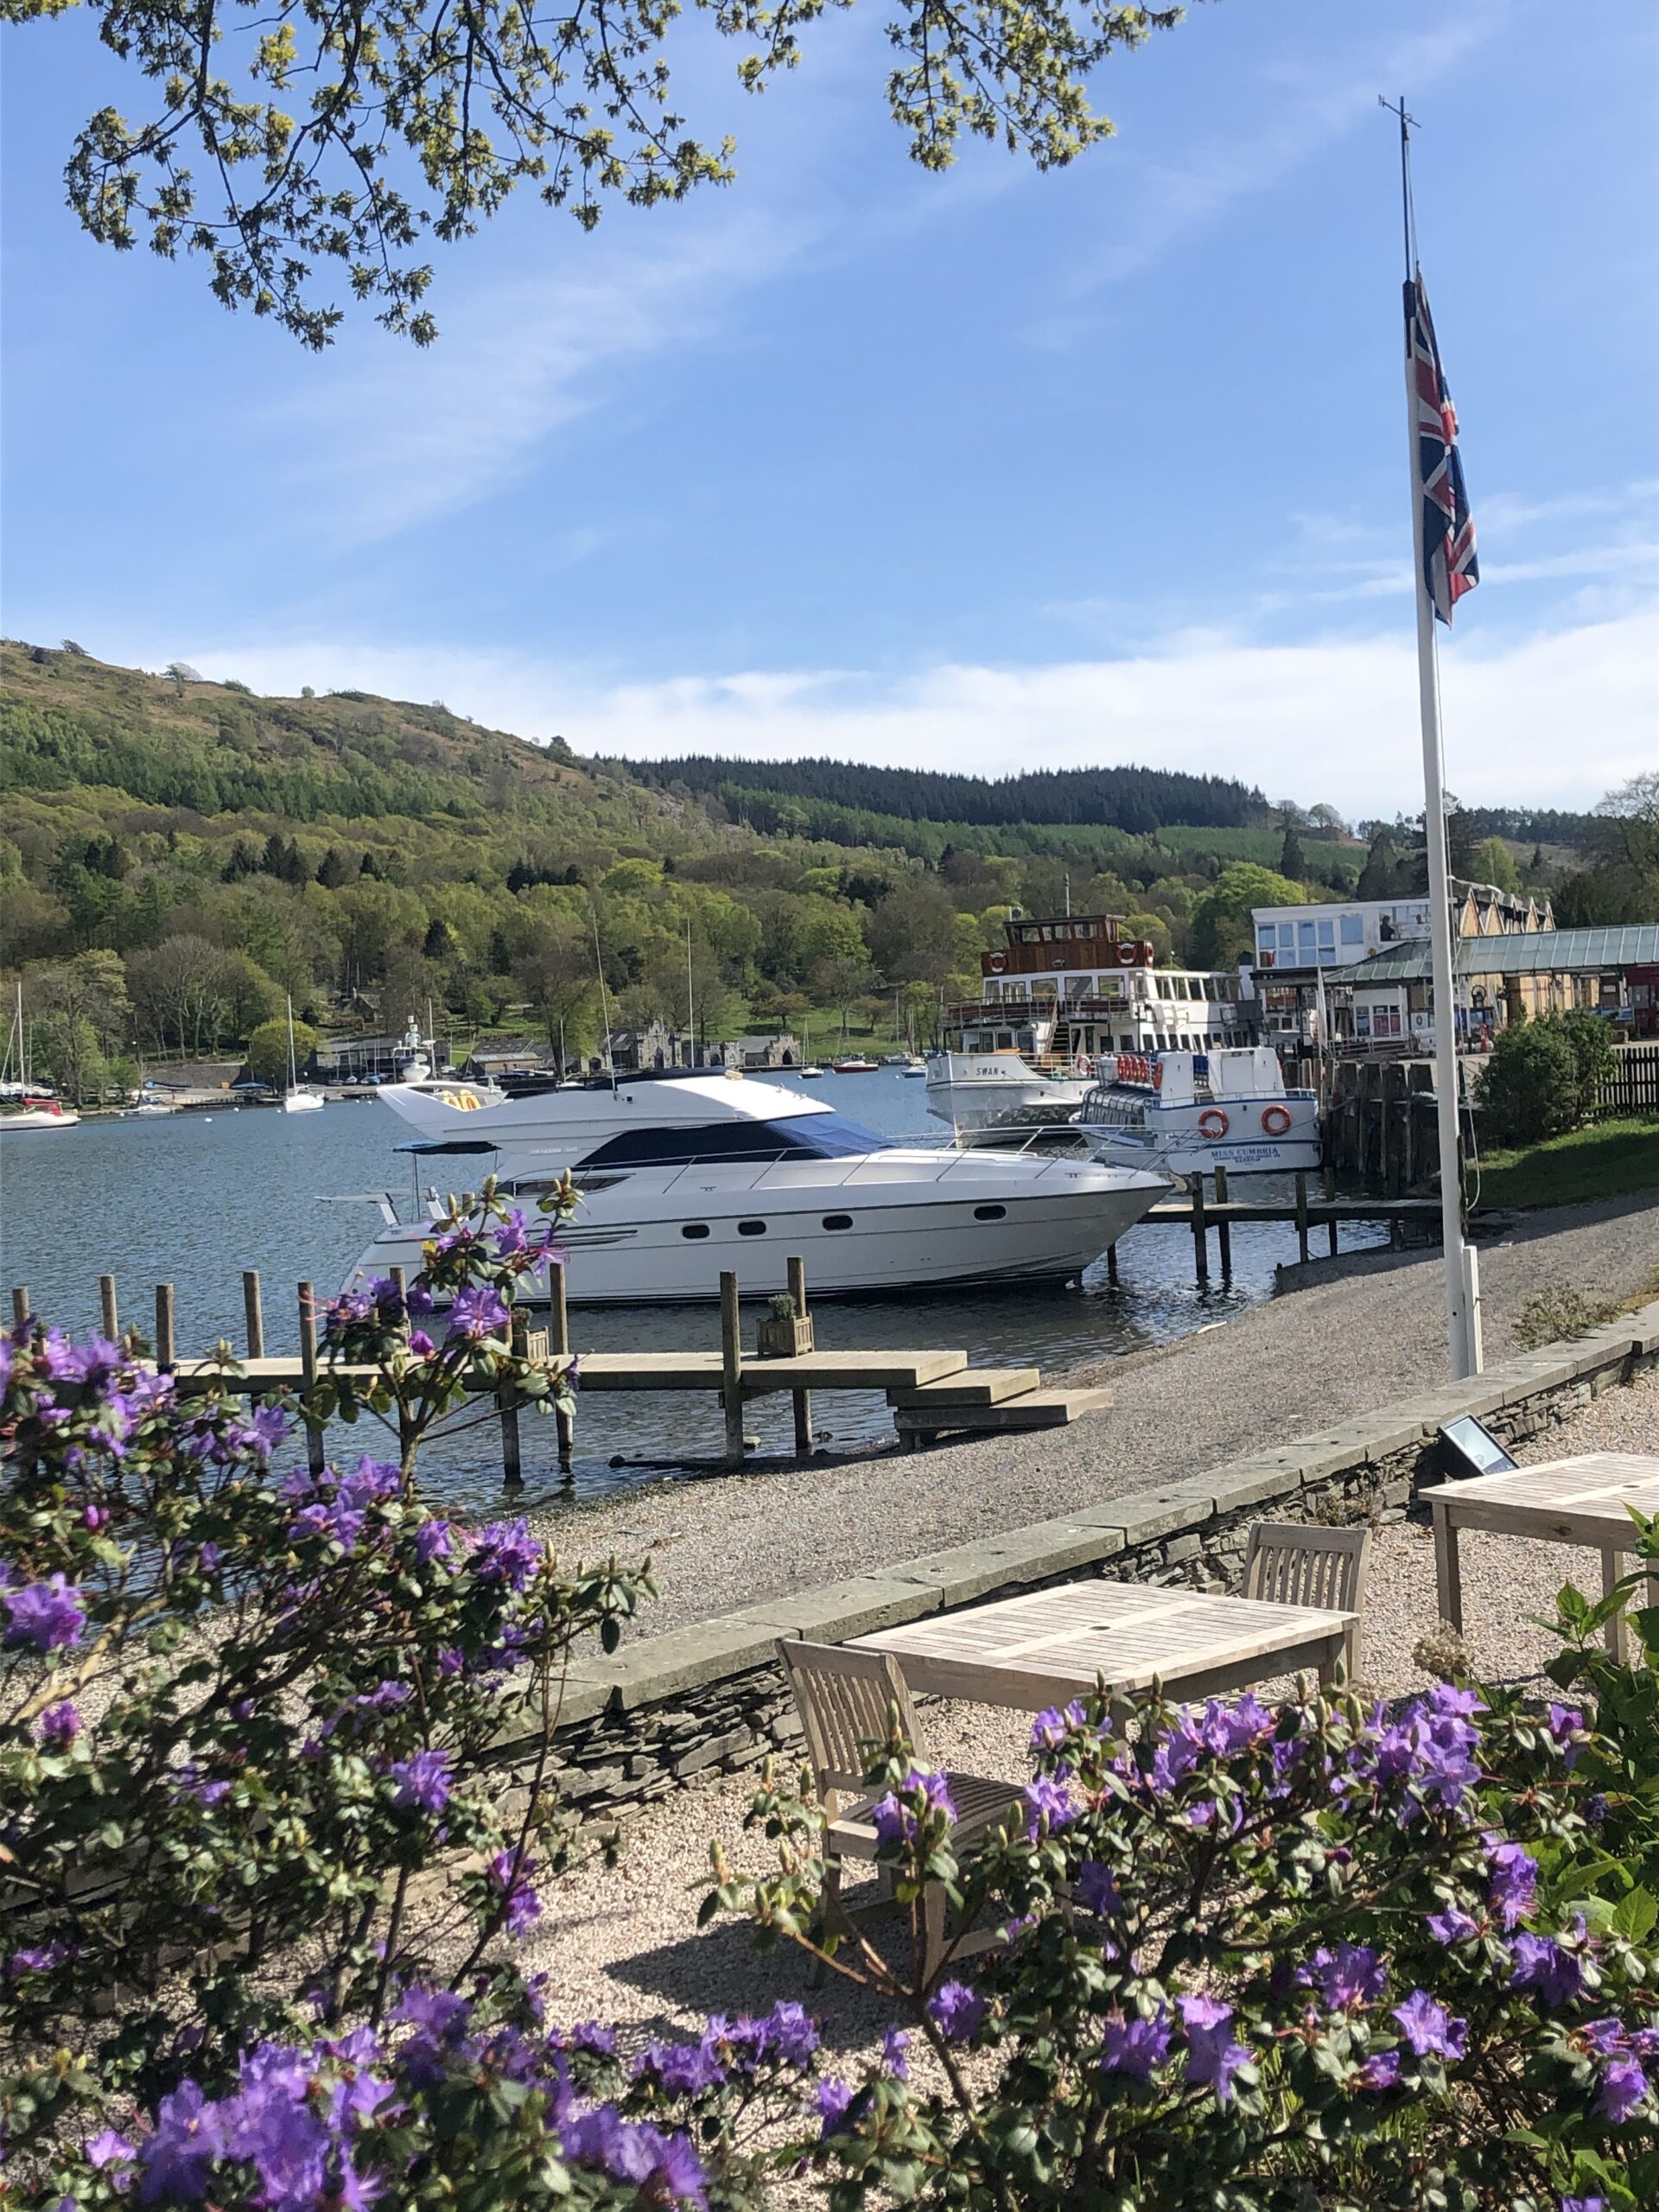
[0, 983, 79, 1130]
[281, 995, 325, 1113]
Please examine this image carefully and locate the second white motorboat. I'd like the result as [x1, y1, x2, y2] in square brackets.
[1079, 1047, 1322, 1176]
[340, 1070, 1169, 1304]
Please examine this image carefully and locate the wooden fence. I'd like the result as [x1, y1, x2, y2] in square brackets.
[1596, 1041, 1659, 1119]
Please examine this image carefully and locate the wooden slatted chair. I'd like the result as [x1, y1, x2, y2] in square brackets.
[1243, 1521, 1372, 1680]
[776, 1637, 1024, 1981]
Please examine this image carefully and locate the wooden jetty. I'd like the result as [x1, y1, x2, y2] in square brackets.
[13, 1261, 1110, 1478]
[1138, 1168, 1441, 1283]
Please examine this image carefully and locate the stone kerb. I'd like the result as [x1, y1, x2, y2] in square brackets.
[500, 1298, 1659, 1823]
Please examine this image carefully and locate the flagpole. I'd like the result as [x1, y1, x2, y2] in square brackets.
[1389, 97, 1480, 1381]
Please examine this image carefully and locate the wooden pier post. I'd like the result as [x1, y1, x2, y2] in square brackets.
[549, 1262, 575, 1473]
[788, 1255, 812, 1457]
[1323, 1162, 1338, 1256]
[1190, 1176, 1209, 1284]
[242, 1270, 265, 1359]
[1105, 1243, 1119, 1286]
[720, 1271, 746, 1463]
[99, 1274, 119, 1342]
[499, 1309, 526, 1485]
[298, 1281, 327, 1477]
[1294, 1173, 1310, 1265]
[11, 1286, 29, 1332]
[1212, 1166, 1232, 1280]
[155, 1284, 176, 1373]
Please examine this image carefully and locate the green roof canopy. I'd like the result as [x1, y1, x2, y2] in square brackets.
[1322, 925, 1659, 988]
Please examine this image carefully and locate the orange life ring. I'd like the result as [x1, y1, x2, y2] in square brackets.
[1261, 1104, 1293, 1137]
[1198, 1107, 1229, 1140]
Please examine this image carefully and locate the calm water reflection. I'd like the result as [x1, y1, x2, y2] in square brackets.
[0, 1071, 1382, 1506]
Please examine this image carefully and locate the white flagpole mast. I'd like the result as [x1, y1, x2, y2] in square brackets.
[1385, 95, 1480, 1380]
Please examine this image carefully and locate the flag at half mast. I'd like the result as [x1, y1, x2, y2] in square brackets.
[1407, 271, 1479, 623]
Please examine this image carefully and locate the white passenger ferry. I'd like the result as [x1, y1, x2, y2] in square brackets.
[925, 911, 1253, 1133]
[1079, 1046, 1322, 1176]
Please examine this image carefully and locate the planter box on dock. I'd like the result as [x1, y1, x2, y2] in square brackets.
[755, 1314, 814, 1359]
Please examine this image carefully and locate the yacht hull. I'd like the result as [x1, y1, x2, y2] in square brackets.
[924, 1052, 1093, 1133]
[344, 1151, 1167, 1305]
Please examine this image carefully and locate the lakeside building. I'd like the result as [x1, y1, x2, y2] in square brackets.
[1249, 881, 1553, 1053]
[607, 1022, 801, 1073]
[1322, 925, 1659, 1055]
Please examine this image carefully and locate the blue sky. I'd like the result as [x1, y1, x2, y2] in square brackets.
[3, 0, 1655, 815]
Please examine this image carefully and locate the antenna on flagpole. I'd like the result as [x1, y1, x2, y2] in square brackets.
[1377, 94, 1419, 277]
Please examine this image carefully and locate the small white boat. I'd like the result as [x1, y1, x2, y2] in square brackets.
[0, 987, 78, 1128]
[830, 1057, 880, 1075]
[795, 1065, 827, 1080]
[1, 1100, 79, 1132]
[1080, 1047, 1321, 1176]
[282, 995, 325, 1114]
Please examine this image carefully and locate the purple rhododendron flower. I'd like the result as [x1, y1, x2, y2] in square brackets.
[390, 1749, 452, 1816]
[35, 1699, 80, 1747]
[637, 2040, 726, 2095]
[1199, 1692, 1275, 1756]
[86, 2128, 137, 2170]
[817, 2078, 855, 2136]
[1077, 1860, 1122, 1918]
[1147, 1720, 1204, 1795]
[880, 2026, 910, 2081]
[1301, 1942, 1387, 2011]
[563, 2108, 707, 2208]
[3, 1573, 86, 1652]
[139, 2081, 229, 2202]
[407, 1329, 436, 1357]
[1485, 1839, 1538, 1930]
[1391, 1989, 1467, 2060]
[488, 1848, 542, 1936]
[470, 1516, 541, 1592]
[1029, 1702, 1084, 1752]
[1357, 2048, 1402, 2091]
[413, 1518, 454, 1564]
[1560, 2199, 1605, 2212]
[1023, 1774, 1073, 1834]
[9, 1941, 73, 1975]
[447, 1286, 510, 1343]
[494, 1210, 530, 1257]
[870, 1769, 956, 1848]
[1179, 1994, 1249, 2101]
[1427, 1905, 1478, 1945]
[1100, 2007, 1170, 2081]
[1598, 2056, 1649, 2124]
[1510, 1933, 1583, 2007]
[927, 1981, 987, 2042]
[760, 2001, 819, 2068]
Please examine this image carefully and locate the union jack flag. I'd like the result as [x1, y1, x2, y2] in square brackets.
[1407, 271, 1479, 623]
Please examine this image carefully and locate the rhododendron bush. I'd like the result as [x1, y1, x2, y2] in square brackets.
[3, 1179, 1658, 2209]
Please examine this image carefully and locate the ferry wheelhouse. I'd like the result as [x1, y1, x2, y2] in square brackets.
[926, 912, 1253, 1132]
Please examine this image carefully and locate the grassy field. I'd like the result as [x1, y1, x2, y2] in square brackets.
[1475, 1117, 1659, 1211]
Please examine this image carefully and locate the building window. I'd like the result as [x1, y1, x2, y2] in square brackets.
[1318, 919, 1335, 946]
[1278, 924, 1295, 950]
[1257, 928, 1275, 959]
[1298, 921, 1317, 954]
[1340, 912, 1363, 945]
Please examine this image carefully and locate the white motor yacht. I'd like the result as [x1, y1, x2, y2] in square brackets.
[1080, 1047, 1322, 1176]
[340, 1071, 1168, 1305]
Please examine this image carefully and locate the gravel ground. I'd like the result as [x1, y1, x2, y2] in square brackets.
[531, 1194, 1659, 1634]
[521, 1358, 1659, 2127]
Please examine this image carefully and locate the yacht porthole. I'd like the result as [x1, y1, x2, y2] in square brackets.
[737, 1219, 767, 1236]
[822, 1213, 853, 1230]
[681, 1224, 710, 1239]
[974, 1204, 1007, 1222]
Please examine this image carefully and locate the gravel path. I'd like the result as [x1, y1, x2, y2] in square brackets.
[521, 1361, 1659, 2114]
[532, 1195, 1659, 1635]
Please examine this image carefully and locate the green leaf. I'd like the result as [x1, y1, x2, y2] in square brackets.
[1612, 1887, 1658, 1941]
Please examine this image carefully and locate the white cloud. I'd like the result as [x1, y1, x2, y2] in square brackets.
[159, 604, 1657, 817]
[273, 209, 813, 543]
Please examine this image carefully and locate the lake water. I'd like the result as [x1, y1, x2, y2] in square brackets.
[0, 1071, 1384, 1508]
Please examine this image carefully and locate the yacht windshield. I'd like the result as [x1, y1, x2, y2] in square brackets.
[574, 1112, 887, 1170]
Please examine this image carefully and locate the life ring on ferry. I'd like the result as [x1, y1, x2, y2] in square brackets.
[1115, 942, 1138, 967]
[988, 951, 1007, 972]
[1261, 1104, 1293, 1137]
[1198, 1107, 1229, 1140]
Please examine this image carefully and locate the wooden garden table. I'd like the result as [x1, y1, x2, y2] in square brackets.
[1418, 1452, 1659, 1662]
[849, 1580, 1355, 1714]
